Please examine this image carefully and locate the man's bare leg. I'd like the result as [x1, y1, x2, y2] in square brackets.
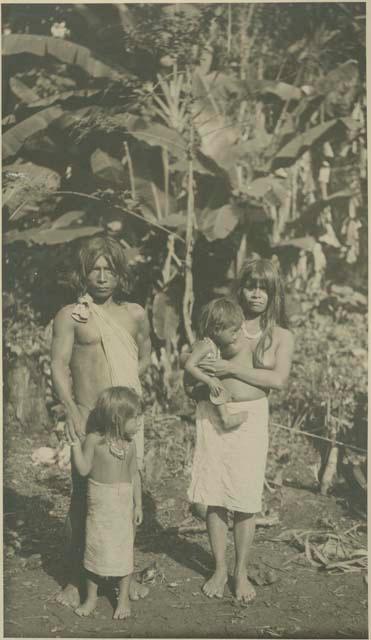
[114, 575, 131, 619]
[129, 471, 149, 601]
[75, 573, 98, 617]
[203, 506, 228, 598]
[55, 461, 86, 608]
[233, 512, 256, 603]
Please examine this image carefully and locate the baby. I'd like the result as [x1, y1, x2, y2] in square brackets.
[67, 386, 143, 619]
[185, 297, 253, 430]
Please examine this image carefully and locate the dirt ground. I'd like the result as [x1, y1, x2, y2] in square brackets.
[4, 426, 368, 640]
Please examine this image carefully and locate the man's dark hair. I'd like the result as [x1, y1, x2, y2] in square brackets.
[69, 235, 130, 299]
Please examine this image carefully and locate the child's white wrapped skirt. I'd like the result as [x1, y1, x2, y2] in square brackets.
[84, 479, 134, 577]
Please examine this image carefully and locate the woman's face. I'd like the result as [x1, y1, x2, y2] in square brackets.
[242, 279, 269, 315]
[123, 415, 141, 441]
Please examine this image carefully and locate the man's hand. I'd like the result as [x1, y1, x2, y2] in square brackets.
[65, 408, 85, 443]
[134, 505, 143, 526]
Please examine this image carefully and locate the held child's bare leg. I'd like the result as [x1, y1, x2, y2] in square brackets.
[203, 506, 229, 598]
[114, 574, 131, 619]
[75, 573, 98, 616]
[233, 512, 256, 603]
[216, 405, 249, 431]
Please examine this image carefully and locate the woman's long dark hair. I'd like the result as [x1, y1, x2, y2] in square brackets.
[235, 257, 289, 366]
[68, 235, 130, 299]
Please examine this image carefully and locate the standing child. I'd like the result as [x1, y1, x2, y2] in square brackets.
[185, 298, 251, 430]
[66, 386, 143, 620]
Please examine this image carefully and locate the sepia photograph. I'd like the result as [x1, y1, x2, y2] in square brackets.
[2, 2, 368, 638]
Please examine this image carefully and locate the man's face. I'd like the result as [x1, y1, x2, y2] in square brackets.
[86, 256, 119, 301]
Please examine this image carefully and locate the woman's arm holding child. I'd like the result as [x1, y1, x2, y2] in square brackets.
[129, 443, 143, 526]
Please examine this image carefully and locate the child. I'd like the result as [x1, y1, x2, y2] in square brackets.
[66, 386, 143, 620]
[185, 298, 251, 430]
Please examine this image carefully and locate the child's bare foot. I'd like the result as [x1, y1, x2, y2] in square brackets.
[113, 594, 131, 619]
[129, 578, 149, 600]
[202, 568, 228, 598]
[55, 584, 80, 608]
[234, 571, 256, 603]
[75, 597, 97, 617]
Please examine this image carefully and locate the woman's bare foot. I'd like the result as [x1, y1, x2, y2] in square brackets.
[55, 584, 80, 609]
[113, 594, 131, 620]
[129, 578, 149, 601]
[234, 571, 256, 603]
[75, 597, 97, 617]
[202, 568, 228, 598]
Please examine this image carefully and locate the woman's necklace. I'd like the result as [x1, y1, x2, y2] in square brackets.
[243, 322, 262, 340]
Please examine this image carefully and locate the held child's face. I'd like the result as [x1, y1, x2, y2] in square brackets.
[123, 415, 141, 441]
[214, 323, 242, 348]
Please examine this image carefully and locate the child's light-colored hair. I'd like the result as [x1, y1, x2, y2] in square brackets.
[197, 297, 244, 340]
[89, 386, 142, 443]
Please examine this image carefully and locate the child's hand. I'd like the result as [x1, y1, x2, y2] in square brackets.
[208, 378, 225, 396]
[134, 505, 143, 526]
[65, 418, 81, 449]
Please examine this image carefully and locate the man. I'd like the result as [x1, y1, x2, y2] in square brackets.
[51, 235, 151, 608]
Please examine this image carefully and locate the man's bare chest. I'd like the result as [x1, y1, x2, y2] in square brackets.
[74, 307, 137, 346]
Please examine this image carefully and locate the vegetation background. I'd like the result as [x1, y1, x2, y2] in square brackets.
[2, 4, 368, 636]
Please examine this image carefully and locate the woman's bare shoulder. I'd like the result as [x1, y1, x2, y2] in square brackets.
[273, 326, 295, 345]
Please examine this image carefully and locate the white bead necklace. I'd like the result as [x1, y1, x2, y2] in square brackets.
[243, 323, 262, 340]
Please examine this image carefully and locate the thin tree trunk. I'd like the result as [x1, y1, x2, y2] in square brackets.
[183, 117, 195, 345]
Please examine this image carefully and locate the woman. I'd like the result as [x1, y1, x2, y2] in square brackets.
[186, 257, 295, 603]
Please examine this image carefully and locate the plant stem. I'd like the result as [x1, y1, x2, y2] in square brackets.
[124, 142, 136, 200]
[183, 75, 195, 345]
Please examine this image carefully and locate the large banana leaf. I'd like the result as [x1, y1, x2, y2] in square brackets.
[51, 210, 86, 228]
[272, 119, 348, 169]
[90, 149, 126, 186]
[192, 71, 240, 172]
[24, 89, 101, 110]
[197, 204, 242, 242]
[9, 77, 39, 103]
[125, 120, 187, 159]
[152, 291, 180, 341]
[4, 225, 102, 245]
[3, 162, 61, 220]
[259, 81, 303, 102]
[3, 106, 93, 159]
[3, 106, 64, 159]
[3, 34, 124, 80]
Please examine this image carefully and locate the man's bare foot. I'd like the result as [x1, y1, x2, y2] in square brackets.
[129, 577, 149, 601]
[75, 597, 97, 617]
[113, 594, 131, 620]
[55, 584, 80, 609]
[202, 568, 228, 598]
[234, 571, 256, 603]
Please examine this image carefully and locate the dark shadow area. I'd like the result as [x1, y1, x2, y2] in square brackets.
[136, 489, 212, 580]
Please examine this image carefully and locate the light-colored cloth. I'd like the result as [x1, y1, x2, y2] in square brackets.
[188, 397, 269, 513]
[84, 478, 134, 577]
[72, 295, 144, 470]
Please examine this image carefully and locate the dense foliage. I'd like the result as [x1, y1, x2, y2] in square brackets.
[2, 4, 367, 494]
